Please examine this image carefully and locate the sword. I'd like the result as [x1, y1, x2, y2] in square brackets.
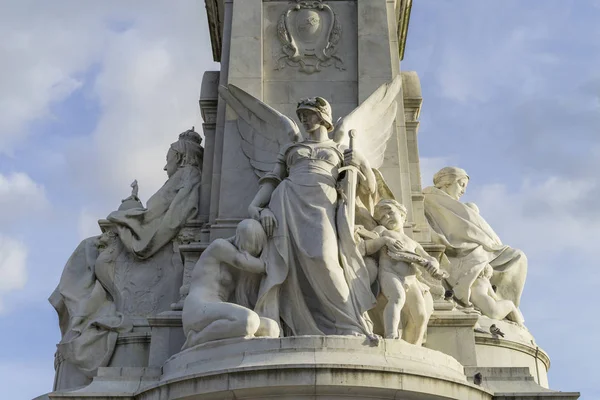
[339, 129, 366, 239]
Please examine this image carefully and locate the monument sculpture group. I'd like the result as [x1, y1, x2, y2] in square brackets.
[39, 1, 579, 399]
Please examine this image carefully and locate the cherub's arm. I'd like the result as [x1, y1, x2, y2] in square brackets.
[414, 242, 448, 279]
[361, 227, 403, 256]
[414, 242, 438, 265]
[210, 238, 266, 274]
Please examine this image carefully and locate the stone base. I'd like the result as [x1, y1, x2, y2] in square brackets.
[48, 336, 491, 400]
[475, 317, 551, 389]
[426, 311, 554, 390]
[464, 367, 580, 400]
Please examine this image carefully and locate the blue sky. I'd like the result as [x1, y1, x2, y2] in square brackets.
[0, 1, 597, 399]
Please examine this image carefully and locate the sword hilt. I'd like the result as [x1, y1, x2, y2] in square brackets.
[348, 129, 356, 149]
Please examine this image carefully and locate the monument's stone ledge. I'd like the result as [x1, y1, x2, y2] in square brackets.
[163, 336, 466, 381]
[143, 336, 491, 400]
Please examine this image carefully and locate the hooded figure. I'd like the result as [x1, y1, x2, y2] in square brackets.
[423, 167, 527, 308]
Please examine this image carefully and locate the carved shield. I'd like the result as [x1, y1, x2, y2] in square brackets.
[276, 1, 344, 74]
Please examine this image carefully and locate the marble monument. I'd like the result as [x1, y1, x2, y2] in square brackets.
[37, 1, 580, 400]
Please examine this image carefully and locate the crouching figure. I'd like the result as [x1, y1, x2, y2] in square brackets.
[182, 219, 280, 349]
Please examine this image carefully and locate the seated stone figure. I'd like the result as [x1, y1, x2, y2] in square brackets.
[423, 167, 528, 309]
[471, 265, 525, 326]
[49, 129, 203, 391]
[182, 219, 280, 349]
[361, 199, 447, 345]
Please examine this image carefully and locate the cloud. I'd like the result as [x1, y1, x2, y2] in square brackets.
[0, 1, 218, 203]
[0, 2, 114, 154]
[78, 208, 103, 240]
[469, 176, 600, 261]
[419, 156, 455, 188]
[0, 234, 28, 313]
[52, 2, 220, 208]
[0, 172, 48, 225]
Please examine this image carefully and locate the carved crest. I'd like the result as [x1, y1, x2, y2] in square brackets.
[276, 0, 345, 74]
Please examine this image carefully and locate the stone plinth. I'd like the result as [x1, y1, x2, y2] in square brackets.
[153, 336, 491, 400]
[47, 337, 492, 400]
[475, 317, 551, 389]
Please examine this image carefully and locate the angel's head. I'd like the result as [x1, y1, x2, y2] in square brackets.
[433, 166, 469, 200]
[296, 97, 334, 133]
[374, 199, 407, 231]
[164, 128, 204, 178]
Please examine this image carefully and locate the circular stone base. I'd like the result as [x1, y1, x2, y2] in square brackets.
[475, 317, 550, 388]
[136, 336, 491, 400]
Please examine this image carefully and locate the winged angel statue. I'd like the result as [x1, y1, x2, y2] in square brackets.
[219, 77, 401, 337]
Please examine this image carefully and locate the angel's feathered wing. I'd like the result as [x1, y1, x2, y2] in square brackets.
[331, 76, 402, 169]
[219, 84, 300, 177]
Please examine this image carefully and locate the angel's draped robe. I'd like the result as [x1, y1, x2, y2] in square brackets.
[255, 140, 375, 336]
[423, 186, 527, 307]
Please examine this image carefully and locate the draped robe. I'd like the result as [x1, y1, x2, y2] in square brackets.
[49, 165, 201, 388]
[254, 140, 375, 336]
[423, 186, 527, 307]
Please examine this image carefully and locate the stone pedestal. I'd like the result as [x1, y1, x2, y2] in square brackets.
[49, 337, 492, 400]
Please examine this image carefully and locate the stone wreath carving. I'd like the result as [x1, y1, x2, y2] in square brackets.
[276, 0, 345, 74]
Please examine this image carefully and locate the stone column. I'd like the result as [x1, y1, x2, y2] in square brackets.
[212, 0, 264, 240]
[198, 71, 219, 226]
[357, 0, 414, 236]
[402, 71, 431, 242]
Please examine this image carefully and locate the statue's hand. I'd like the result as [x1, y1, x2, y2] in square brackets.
[260, 208, 278, 237]
[384, 237, 404, 253]
[248, 205, 262, 221]
[343, 148, 360, 168]
[424, 259, 448, 280]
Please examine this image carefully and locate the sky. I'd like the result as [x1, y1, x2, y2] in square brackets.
[0, 1, 597, 399]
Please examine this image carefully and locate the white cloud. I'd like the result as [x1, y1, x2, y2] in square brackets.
[78, 208, 103, 240]
[0, 234, 28, 313]
[0, 2, 114, 154]
[419, 156, 455, 188]
[0, 1, 217, 202]
[470, 176, 600, 260]
[43, 2, 220, 206]
[0, 172, 48, 224]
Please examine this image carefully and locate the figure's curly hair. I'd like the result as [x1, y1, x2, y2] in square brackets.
[373, 199, 407, 221]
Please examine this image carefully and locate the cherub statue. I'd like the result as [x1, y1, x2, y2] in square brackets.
[360, 199, 448, 345]
[182, 219, 280, 348]
[471, 265, 524, 326]
[219, 77, 402, 337]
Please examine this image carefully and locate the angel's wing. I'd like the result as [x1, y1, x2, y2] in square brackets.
[331, 76, 402, 169]
[219, 84, 300, 177]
